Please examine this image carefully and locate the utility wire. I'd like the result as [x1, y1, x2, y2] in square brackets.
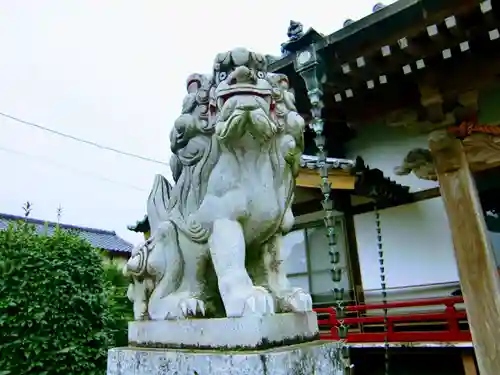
[0, 145, 148, 192]
[0, 111, 167, 166]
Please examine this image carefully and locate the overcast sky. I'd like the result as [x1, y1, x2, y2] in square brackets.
[0, 0, 395, 244]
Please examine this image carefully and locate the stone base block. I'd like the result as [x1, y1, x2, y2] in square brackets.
[129, 312, 319, 350]
[107, 340, 343, 375]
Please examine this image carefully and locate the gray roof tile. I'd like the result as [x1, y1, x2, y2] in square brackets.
[0, 213, 133, 253]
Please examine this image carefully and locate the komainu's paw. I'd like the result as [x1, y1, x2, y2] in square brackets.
[148, 291, 205, 320]
[278, 288, 313, 313]
[224, 286, 275, 318]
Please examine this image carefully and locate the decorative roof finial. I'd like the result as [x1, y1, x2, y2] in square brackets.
[281, 20, 305, 55]
[280, 20, 322, 56]
[287, 20, 304, 41]
[373, 3, 386, 12]
[343, 19, 355, 27]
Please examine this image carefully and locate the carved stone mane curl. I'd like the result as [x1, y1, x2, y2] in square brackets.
[163, 74, 221, 243]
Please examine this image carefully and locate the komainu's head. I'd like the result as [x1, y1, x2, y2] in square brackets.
[209, 48, 277, 144]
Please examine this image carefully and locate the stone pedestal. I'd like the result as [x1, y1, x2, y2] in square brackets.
[108, 312, 343, 374]
[107, 340, 343, 375]
[128, 312, 319, 350]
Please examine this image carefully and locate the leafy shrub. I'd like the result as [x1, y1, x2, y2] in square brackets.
[0, 221, 111, 375]
[102, 261, 133, 347]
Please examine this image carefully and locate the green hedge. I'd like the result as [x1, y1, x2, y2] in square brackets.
[103, 262, 133, 348]
[0, 221, 112, 375]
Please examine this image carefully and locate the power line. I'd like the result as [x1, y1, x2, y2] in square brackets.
[0, 145, 148, 192]
[0, 111, 167, 165]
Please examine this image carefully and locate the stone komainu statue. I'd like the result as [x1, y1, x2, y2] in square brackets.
[125, 48, 311, 320]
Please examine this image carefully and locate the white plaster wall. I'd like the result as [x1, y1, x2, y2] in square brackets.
[288, 198, 461, 305]
[282, 230, 310, 293]
[354, 197, 459, 292]
[485, 214, 500, 267]
[346, 124, 439, 192]
[488, 231, 500, 266]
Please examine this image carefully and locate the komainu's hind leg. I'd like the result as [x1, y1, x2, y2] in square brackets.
[148, 229, 208, 320]
[261, 234, 313, 313]
[259, 207, 313, 313]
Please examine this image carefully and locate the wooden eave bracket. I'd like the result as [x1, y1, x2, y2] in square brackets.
[428, 130, 462, 173]
[419, 84, 445, 123]
[453, 90, 479, 124]
[397, 126, 500, 182]
[395, 90, 500, 180]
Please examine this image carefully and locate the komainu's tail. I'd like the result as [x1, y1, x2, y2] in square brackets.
[145, 175, 184, 317]
[146, 174, 172, 235]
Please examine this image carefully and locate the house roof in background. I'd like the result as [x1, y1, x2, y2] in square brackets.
[0, 213, 133, 253]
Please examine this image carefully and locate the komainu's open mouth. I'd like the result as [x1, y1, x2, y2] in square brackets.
[221, 90, 270, 101]
[210, 86, 273, 116]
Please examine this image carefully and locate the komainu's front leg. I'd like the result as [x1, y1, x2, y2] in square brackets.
[209, 218, 275, 317]
[261, 234, 313, 313]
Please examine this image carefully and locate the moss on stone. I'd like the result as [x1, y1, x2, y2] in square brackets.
[109, 341, 342, 375]
[128, 332, 320, 352]
[196, 255, 225, 318]
[291, 350, 315, 375]
[246, 242, 274, 291]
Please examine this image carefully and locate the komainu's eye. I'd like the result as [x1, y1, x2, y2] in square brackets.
[257, 71, 266, 79]
[218, 72, 227, 81]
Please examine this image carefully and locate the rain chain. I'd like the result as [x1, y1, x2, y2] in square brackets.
[375, 205, 390, 375]
[308, 88, 352, 374]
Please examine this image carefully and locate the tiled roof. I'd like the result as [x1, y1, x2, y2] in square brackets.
[271, 0, 421, 71]
[0, 213, 133, 253]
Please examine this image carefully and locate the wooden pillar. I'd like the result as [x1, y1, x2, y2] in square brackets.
[428, 130, 500, 375]
[462, 351, 478, 375]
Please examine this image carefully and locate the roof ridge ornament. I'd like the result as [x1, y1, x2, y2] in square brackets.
[373, 3, 386, 12]
[280, 20, 324, 56]
[343, 3, 385, 30]
[281, 20, 304, 56]
[287, 20, 304, 41]
[343, 19, 355, 27]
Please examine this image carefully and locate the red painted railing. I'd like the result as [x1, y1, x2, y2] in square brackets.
[314, 296, 472, 343]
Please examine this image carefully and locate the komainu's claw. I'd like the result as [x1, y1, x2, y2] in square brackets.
[148, 292, 206, 320]
[225, 286, 275, 317]
[279, 288, 313, 313]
